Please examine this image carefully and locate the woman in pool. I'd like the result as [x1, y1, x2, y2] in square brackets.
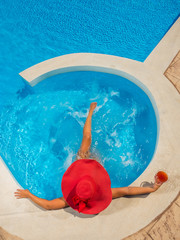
[14, 102, 165, 214]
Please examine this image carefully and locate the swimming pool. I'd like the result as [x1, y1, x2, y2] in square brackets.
[0, 71, 158, 200]
[0, 1, 179, 200]
[0, 0, 180, 113]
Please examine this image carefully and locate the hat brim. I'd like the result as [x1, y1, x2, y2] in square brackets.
[61, 159, 112, 214]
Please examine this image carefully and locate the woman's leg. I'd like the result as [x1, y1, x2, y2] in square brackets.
[77, 102, 97, 159]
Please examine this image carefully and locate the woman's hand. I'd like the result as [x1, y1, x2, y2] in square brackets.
[153, 176, 163, 191]
[154, 175, 163, 185]
[14, 189, 31, 199]
[14, 189, 68, 210]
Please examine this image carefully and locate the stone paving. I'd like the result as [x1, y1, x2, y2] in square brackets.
[0, 227, 23, 240]
[164, 50, 180, 93]
[124, 192, 180, 240]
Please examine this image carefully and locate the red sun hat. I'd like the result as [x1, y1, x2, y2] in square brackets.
[61, 159, 112, 215]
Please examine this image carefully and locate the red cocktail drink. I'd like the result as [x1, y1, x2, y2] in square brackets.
[155, 171, 168, 183]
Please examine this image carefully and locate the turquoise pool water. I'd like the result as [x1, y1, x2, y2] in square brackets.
[0, 71, 157, 200]
[0, 0, 180, 112]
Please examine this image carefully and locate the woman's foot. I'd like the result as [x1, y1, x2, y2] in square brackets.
[89, 102, 97, 113]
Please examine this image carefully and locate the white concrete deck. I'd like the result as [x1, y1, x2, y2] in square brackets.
[0, 18, 180, 240]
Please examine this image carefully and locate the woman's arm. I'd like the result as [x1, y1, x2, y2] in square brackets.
[111, 182, 162, 199]
[14, 189, 69, 210]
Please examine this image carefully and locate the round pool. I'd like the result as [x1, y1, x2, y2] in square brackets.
[0, 71, 158, 200]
